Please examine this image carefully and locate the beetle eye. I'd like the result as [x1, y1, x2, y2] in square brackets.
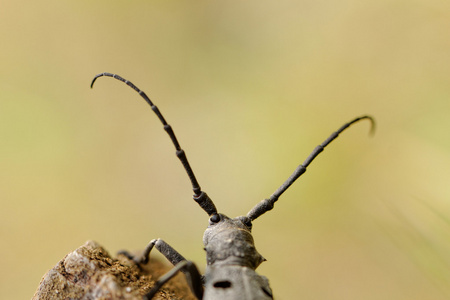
[209, 214, 220, 224]
[243, 218, 252, 229]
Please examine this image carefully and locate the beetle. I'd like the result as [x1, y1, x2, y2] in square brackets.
[91, 72, 375, 299]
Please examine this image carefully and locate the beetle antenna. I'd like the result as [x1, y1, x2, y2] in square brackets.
[247, 115, 375, 221]
[91, 72, 217, 216]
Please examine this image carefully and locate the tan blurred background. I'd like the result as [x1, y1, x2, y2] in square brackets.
[1, 1, 450, 299]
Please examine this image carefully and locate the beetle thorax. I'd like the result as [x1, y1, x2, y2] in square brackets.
[203, 214, 266, 270]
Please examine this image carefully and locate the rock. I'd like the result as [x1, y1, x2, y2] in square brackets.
[33, 241, 196, 300]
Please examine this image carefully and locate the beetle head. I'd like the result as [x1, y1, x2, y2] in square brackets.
[202, 213, 265, 269]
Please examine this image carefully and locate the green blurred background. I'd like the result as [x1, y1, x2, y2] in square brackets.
[1, 1, 450, 299]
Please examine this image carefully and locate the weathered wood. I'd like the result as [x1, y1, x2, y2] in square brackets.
[33, 241, 196, 300]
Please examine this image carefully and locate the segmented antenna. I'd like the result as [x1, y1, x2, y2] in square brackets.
[247, 115, 375, 221]
[91, 73, 217, 216]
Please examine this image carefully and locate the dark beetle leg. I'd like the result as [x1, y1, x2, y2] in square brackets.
[119, 239, 203, 299]
[144, 260, 204, 300]
[119, 238, 187, 266]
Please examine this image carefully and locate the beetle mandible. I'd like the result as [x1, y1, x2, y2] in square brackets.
[91, 72, 375, 300]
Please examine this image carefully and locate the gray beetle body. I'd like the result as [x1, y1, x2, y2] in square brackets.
[91, 72, 374, 299]
[202, 214, 272, 299]
[203, 265, 272, 299]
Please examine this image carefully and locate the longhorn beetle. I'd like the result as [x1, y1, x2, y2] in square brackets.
[91, 72, 375, 300]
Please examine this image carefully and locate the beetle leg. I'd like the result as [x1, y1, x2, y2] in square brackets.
[119, 239, 187, 266]
[144, 260, 203, 300]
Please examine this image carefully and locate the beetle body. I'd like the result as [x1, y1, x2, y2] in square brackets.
[91, 72, 375, 299]
[204, 265, 272, 299]
[202, 214, 272, 299]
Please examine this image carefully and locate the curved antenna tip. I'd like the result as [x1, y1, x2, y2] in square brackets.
[90, 73, 107, 89]
[362, 115, 376, 137]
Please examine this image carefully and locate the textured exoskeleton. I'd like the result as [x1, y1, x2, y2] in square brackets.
[91, 72, 374, 299]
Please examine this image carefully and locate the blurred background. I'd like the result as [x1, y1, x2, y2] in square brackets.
[1, 1, 450, 299]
